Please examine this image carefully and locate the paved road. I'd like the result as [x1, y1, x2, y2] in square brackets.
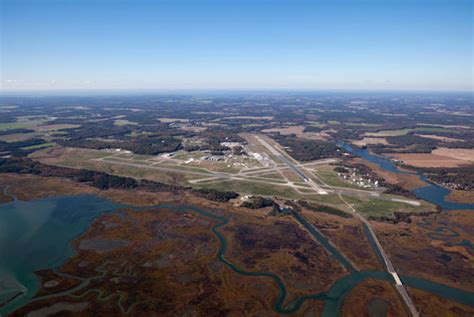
[253, 135, 419, 315]
[339, 194, 420, 317]
[93, 140, 420, 315]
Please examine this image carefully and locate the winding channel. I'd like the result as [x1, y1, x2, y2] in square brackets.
[1, 144, 473, 315]
[339, 143, 474, 250]
[338, 143, 474, 211]
[4, 199, 474, 316]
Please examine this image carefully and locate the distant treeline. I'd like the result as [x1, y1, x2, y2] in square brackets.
[369, 210, 438, 224]
[0, 138, 47, 156]
[191, 188, 239, 202]
[59, 136, 183, 156]
[386, 135, 437, 148]
[416, 166, 474, 191]
[366, 131, 474, 154]
[0, 128, 35, 136]
[0, 157, 239, 202]
[272, 134, 340, 161]
[368, 143, 433, 154]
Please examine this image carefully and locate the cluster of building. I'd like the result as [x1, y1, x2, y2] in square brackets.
[200, 155, 225, 162]
[337, 167, 379, 189]
[103, 148, 132, 155]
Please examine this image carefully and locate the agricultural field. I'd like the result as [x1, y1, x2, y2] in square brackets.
[387, 148, 474, 168]
[351, 137, 390, 147]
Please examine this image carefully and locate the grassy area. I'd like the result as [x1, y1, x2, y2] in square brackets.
[32, 148, 206, 185]
[114, 119, 138, 126]
[196, 180, 300, 199]
[56, 150, 109, 164]
[343, 195, 429, 218]
[293, 181, 311, 187]
[0, 132, 39, 142]
[313, 165, 369, 190]
[190, 162, 241, 174]
[21, 142, 57, 150]
[366, 129, 413, 137]
[306, 121, 327, 128]
[0, 117, 50, 131]
[246, 176, 288, 184]
[252, 172, 286, 181]
[0, 122, 33, 131]
[300, 201, 352, 218]
[347, 123, 383, 127]
[413, 127, 460, 134]
[154, 162, 214, 174]
[172, 151, 204, 160]
[126, 131, 153, 137]
[366, 127, 460, 137]
[281, 170, 304, 182]
[302, 192, 349, 206]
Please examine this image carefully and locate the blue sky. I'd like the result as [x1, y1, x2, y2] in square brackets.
[1, 0, 472, 91]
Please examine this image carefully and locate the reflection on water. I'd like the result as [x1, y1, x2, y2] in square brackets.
[338, 143, 474, 211]
[0, 195, 123, 315]
[1, 194, 473, 316]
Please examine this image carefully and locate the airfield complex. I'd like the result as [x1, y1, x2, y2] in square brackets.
[0, 94, 473, 316]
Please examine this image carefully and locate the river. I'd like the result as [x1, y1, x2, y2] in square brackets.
[338, 143, 474, 211]
[1, 194, 473, 316]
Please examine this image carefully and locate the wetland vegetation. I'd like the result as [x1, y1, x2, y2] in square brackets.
[0, 92, 472, 316]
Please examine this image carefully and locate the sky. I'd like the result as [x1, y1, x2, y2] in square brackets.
[1, 0, 473, 92]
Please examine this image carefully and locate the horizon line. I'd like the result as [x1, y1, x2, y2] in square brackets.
[1, 87, 473, 97]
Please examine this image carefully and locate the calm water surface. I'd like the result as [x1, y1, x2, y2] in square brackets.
[1, 193, 473, 316]
[338, 143, 474, 211]
[0, 195, 123, 315]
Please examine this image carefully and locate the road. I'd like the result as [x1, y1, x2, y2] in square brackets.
[253, 135, 419, 317]
[338, 194, 420, 317]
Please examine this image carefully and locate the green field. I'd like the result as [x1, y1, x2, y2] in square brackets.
[172, 151, 204, 160]
[21, 143, 57, 150]
[413, 127, 460, 134]
[114, 119, 138, 126]
[196, 180, 300, 199]
[0, 122, 33, 131]
[343, 195, 430, 218]
[367, 126, 460, 137]
[246, 176, 288, 184]
[306, 121, 327, 128]
[0, 116, 50, 131]
[367, 128, 413, 137]
[312, 165, 369, 190]
[347, 123, 383, 127]
[253, 172, 287, 181]
[31, 148, 206, 185]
